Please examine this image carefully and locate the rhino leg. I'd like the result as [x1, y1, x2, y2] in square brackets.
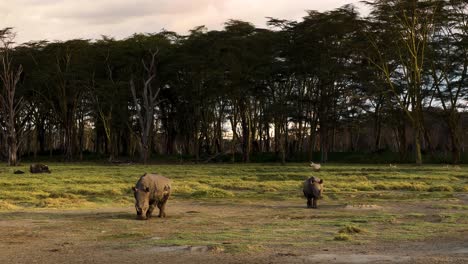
[306, 197, 313, 208]
[146, 202, 157, 219]
[312, 198, 318, 209]
[157, 195, 169, 218]
[157, 202, 166, 218]
[304, 191, 312, 208]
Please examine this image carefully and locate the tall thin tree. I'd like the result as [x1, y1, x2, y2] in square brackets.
[130, 49, 161, 164]
[0, 28, 25, 166]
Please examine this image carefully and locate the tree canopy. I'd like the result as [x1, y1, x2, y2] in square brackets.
[0, 0, 466, 165]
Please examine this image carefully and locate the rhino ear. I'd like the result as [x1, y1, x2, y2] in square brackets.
[132, 187, 137, 192]
[144, 187, 150, 193]
[319, 179, 323, 184]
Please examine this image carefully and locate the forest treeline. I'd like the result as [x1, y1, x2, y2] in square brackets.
[0, 0, 467, 165]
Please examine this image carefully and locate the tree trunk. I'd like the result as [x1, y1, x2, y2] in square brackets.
[414, 128, 423, 166]
[0, 32, 23, 166]
[297, 120, 304, 153]
[229, 110, 239, 162]
[140, 136, 150, 164]
[450, 130, 461, 164]
[447, 113, 461, 164]
[108, 137, 115, 162]
[240, 102, 251, 163]
[373, 102, 382, 151]
[281, 122, 287, 165]
[78, 111, 85, 161]
[7, 131, 18, 166]
[215, 105, 224, 154]
[265, 122, 271, 153]
[38, 119, 46, 153]
[129, 50, 160, 164]
[308, 117, 318, 161]
[320, 126, 329, 163]
[64, 118, 74, 161]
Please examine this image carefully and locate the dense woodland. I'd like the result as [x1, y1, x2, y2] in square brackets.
[0, 0, 467, 165]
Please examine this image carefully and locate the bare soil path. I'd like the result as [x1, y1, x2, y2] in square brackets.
[1, 199, 467, 264]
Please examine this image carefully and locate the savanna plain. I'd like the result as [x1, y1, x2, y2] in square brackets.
[0, 163, 467, 263]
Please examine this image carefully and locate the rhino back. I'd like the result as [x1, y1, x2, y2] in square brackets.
[30, 164, 45, 173]
[136, 174, 171, 199]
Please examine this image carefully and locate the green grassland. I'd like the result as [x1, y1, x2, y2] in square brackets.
[0, 163, 466, 208]
[0, 163, 467, 253]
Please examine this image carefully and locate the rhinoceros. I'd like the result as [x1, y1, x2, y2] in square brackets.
[303, 176, 323, 209]
[30, 164, 51, 174]
[132, 173, 171, 220]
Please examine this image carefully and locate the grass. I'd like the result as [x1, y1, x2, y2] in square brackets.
[0, 163, 467, 253]
[0, 163, 466, 208]
[334, 233, 351, 241]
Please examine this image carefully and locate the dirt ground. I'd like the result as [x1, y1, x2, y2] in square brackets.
[1, 199, 467, 264]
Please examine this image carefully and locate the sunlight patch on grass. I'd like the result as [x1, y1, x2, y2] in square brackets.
[39, 197, 95, 208]
[0, 200, 19, 210]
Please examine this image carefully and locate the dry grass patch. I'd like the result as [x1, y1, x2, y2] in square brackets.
[339, 225, 366, 234]
[0, 200, 19, 210]
[334, 233, 351, 241]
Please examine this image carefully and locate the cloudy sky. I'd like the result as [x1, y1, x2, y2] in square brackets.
[0, 0, 367, 44]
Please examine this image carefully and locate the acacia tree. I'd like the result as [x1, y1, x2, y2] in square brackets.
[221, 20, 258, 162]
[0, 28, 27, 166]
[33, 40, 93, 161]
[170, 27, 222, 161]
[14, 41, 50, 158]
[428, 0, 467, 163]
[2, 6, 466, 163]
[91, 38, 122, 161]
[286, 6, 362, 162]
[366, 0, 440, 165]
[130, 49, 161, 164]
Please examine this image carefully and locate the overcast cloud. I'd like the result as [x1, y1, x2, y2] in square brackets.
[0, 0, 366, 44]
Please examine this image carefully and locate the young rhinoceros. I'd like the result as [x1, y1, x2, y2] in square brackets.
[132, 173, 171, 220]
[303, 176, 324, 209]
[30, 164, 51, 174]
